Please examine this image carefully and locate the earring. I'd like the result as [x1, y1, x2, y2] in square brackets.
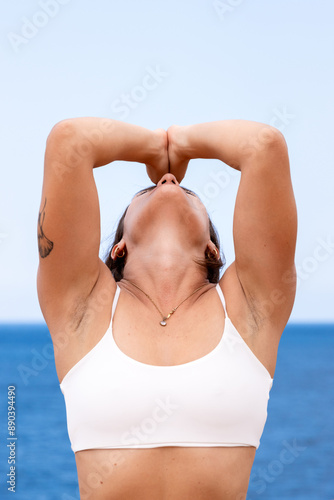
[206, 247, 218, 259]
[115, 245, 126, 258]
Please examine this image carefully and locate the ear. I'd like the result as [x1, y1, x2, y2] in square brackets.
[111, 239, 127, 260]
[206, 240, 219, 259]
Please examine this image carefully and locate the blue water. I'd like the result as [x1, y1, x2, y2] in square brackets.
[0, 323, 333, 499]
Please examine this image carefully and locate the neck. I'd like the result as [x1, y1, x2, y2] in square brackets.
[121, 240, 210, 315]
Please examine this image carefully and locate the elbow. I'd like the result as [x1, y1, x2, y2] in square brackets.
[44, 119, 96, 173]
[248, 125, 290, 167]
[46, 119, 79, 147]
[261, 126, 288, 153]
[239, 124, 289, 167]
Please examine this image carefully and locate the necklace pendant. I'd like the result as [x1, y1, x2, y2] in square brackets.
[160, 320, 167, 326]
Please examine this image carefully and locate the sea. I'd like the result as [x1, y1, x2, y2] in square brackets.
[0, 323, 333, 500]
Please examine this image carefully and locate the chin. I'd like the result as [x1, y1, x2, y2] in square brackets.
[124, 185, 209, 244]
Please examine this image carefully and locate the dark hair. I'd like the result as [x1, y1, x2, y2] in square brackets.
[104, 190, 226, 283]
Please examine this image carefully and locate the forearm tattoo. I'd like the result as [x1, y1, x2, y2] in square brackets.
[38, 198, 54, 258]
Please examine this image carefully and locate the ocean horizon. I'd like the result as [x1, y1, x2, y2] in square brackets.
[0, 322, 333, 499]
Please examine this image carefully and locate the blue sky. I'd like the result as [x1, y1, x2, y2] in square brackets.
[1, 0, 333, 322]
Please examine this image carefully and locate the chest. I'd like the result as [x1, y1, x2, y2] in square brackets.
[111, 294, 227, 367]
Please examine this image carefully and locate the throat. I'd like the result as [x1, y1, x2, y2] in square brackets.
[121, 275, 210, 328]
[121, 244, 210, 322]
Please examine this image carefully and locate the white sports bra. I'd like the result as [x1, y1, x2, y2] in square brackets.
[60, 283, 273, 452]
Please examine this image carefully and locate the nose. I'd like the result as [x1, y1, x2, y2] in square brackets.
[157, 173, 179, 186]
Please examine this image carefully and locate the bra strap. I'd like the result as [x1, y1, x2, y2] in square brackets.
[111, 284, 121, 320]
[216, 284, 228, 319]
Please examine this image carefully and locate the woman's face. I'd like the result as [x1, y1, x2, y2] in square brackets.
[123, 174, 210, 249]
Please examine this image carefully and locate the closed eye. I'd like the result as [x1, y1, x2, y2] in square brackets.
[181, 187, 197, 197]
[135, 186, 156, 197]
[134, 185, 197, 198]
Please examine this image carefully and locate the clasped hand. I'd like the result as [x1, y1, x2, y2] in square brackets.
[145, 126, 190, 184]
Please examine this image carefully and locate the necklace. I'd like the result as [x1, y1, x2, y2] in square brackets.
[126, 280, 207, 326]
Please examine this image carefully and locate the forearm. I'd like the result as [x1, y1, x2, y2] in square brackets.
[48, 117, 159, 168]
[182, 120, 278, 170]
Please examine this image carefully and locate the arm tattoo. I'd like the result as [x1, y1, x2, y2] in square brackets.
[38, 198, 54, 258]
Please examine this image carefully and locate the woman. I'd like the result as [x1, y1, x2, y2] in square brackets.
[37, 118, 297, 499]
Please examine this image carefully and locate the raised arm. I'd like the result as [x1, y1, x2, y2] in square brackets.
[168, 120, 297, 328]
[37, 118, 168, 324]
